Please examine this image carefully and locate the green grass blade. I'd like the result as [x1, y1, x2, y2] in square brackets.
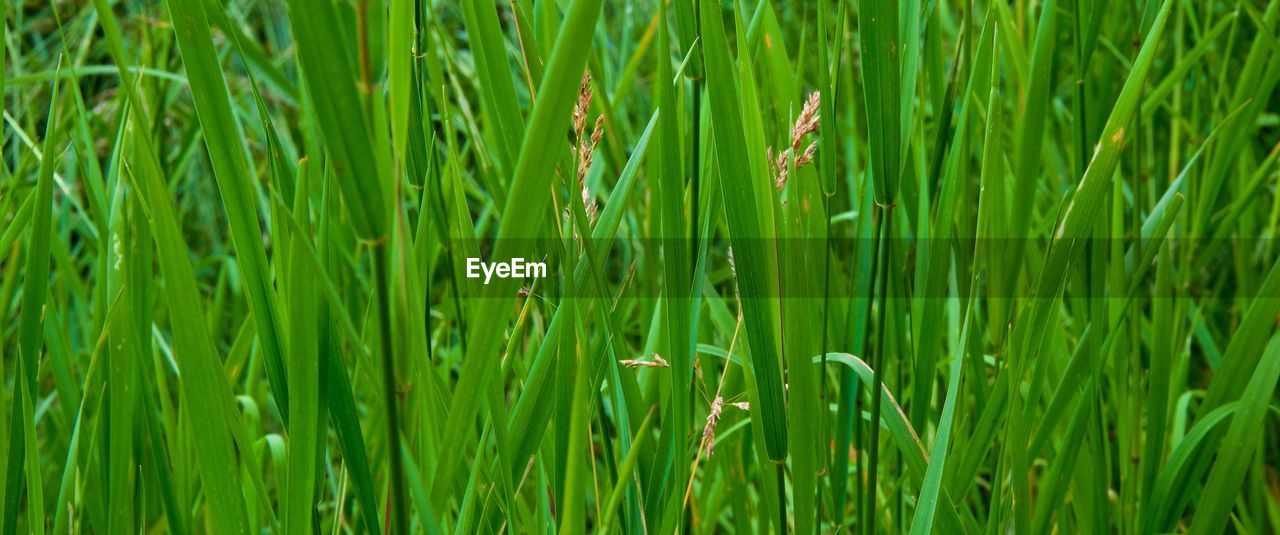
[1188, 336, 1280, 534]
[5, 60, 63, 535]
[859, 0, 901, 205]
[285, 0, 387, 239]
[431, 0, 605, 508]
[698, 0, 788, 464]
[165, 0, 291, 421]
[908, 301, 971, 535]
[283, 164, 320, 534]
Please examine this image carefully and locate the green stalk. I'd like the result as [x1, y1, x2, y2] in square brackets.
[865, 204, 893, 535]
[373, 243, 409, 533]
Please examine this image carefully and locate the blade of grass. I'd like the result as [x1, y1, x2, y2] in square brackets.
[431, 0, 605, 510]
[697, 0, 788, 466]
[285, 0, 387, 240]
[283, 163, 320, 534]
[165, 0, 291, 423]
[4, 59, 63, 535]
[908, 299, 971, 535]
[1188, 335, 1280, 534]
[86, 0, 255, 524]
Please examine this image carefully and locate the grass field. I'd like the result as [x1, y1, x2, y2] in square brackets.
[3, 0, 1280, 532]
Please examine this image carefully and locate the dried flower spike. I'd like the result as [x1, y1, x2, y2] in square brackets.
[620, 353, 670, 368]
[702, 396, 726, 456]
[772, 91, 822, 190]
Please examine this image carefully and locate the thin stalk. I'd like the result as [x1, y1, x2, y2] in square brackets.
[856, 204, 885, 535]
[689, 6, 703, 266]
[776, 463, 788, 534]
[866, 203, 893, 535]
[374, 244, 409, 534]
[357, 0, 373, 96]
[819, 191, 833, 530]
[429, 145, 469, 350]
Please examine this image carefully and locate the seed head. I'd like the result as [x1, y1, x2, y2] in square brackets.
[790, 91, 821, 149]
[574, 72, 592, 138]
[701, 396, 748, 457]
[703, 396, 726, 456]
[795, 142, 817, 168]
[571, 74, 604, 225]
[620, 353, 670, 368]
[591, 115, 604, 147]
[771, 91, 821, 191]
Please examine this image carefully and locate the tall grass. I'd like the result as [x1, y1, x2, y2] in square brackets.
[3, 0, 1280, 533]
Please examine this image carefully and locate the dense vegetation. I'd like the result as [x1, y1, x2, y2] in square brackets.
[3, 0, 1280, 532]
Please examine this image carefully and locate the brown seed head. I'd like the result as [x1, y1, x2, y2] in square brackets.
[573, 72, 592, 138]
[591, 115, 604, 147]
[703, 396, 725, 456]
[620, 353, 670, 368]
[772, 91, 821, 191]
[795, 142, 817, 168]
[791, 91, 821, 149]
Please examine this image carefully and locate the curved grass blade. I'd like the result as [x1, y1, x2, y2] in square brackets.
[816, 353, 966, 534]
[1188, 336, 1280, 534]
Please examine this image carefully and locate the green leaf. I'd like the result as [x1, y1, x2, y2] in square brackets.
[286, 0, 387, 239]
[859, 0, 902, 204]
[165, 0, 291, 422]
[698, 0, 788, 463]
[1188, 336, 1280, 534]
[4, 59, 63, 535]
[431, 0, 605, 508]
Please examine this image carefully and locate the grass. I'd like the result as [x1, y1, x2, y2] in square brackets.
[3, 0, 1280, 533]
